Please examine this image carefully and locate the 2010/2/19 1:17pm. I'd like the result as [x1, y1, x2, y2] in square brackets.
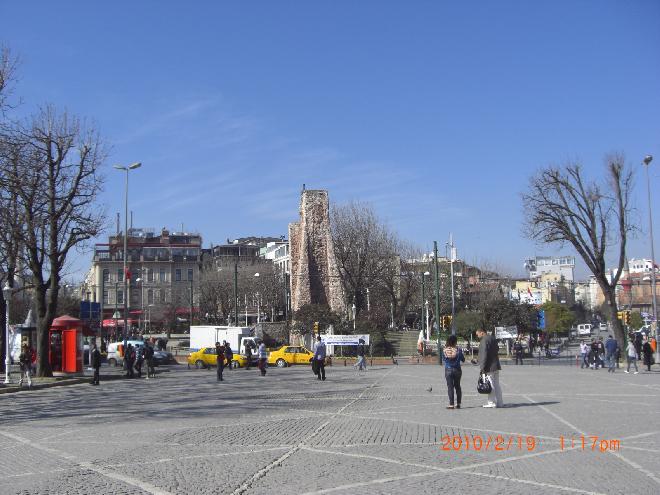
[440, 435, 539, 452]
[560, 436, 621, 452]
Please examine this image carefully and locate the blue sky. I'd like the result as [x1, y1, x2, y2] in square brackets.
[2, 1, 659, 280]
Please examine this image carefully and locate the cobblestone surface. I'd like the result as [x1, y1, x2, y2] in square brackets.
[0, 362, 658, 494]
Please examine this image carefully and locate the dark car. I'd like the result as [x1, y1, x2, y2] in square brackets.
[152, 349, 175, 366]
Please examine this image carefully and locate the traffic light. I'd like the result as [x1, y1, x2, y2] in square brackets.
[617, 311, 624, 321]
[623, 311, 631, 325]
[313, 321, 319, 334]
[441, 315, 452, 329]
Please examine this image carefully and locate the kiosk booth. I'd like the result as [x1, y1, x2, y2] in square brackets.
[49, 315, 84, 374]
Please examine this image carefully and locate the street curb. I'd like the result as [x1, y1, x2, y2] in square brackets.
[0, 377, 90, 394]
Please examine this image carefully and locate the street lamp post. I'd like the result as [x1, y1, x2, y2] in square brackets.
[3, 283, 12, 384]
[422, 271, 430, 339]
[447, 234, 457, 336]
[643, 155, 659, 363]
[113, 162, 141, 352]
[352, 303, 356, 331]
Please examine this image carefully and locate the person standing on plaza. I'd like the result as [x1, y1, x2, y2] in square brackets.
[257, 341, 267, 376]
[474, 328, 503, 408]
[91, 343, 101, 385]
[513, 338, 524, 365]
[443, 335, 465, 409]
[597, 337, 606, 369]
[313, 335, 326, 381]
[605, 335, 618, 373]
[354, 339, 367, 371]
[224, 341, 233, 370]
[625, 336, 639, 374]
[135, 345, 144, 378]
[215, 342, 225, 381]
[641, 336, 653, 372]
[125, 344, 135, 378]
[580, 340, 589, 369]
[18, 344, 32, 389]
[144, 342, 155, 378]
[590, 338, 599, 369]
[245, 343, 252, 370]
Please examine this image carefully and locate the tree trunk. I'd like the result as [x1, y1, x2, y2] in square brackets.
[0, 295, 6, 372]
[35, 285, 56, 377]
[603, 286, 625, 349]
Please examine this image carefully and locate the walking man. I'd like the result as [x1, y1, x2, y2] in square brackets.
[91, 343, 101, 385]
[18, 344, 32, 389]
[216, 342, 225, 381]
[144, 343, 155, 378]
[354, 339, 367, 371]
[474, 328, 503, 408]
[513, 338, 524, 365]
[135, 345, 144, 378]
[245, 344, 252, 370]
[605, 335, 618, 373]
[224, 341, 233, 370]
[625, 335, 639, 374]
[313, 336, 326, 381]
[257, 342, 267, 376]
[125, 344, 135, 378]
[580, 340, 589, 369]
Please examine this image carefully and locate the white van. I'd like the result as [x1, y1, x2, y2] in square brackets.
[577, 324, 592, 336]
[107, 339, 144, 366]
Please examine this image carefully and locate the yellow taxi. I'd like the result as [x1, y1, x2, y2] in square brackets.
[267, 345, 314, 368]
[187, 347, 248, 369]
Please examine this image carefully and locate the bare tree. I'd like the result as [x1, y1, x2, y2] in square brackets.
[331, 201, 399, 319]
[6, 106, 106, 376]
[522, 155, 632, 346]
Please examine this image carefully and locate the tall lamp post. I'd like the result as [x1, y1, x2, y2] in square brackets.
[3, 283, 12, 384]
[113, 162, 141, 352]
[352, 303, 356, 331]
[643, 155, 659, 363]
[421, 271, 430, 339]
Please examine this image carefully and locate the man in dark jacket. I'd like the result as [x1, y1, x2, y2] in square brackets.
[513, 339, 524, 365]
[475, 328, 503, 408]
[216, 342, 225, 381]
[605, 335, 618, 373]
[144, 343, 155, 379]
[91, 343, 101, 385]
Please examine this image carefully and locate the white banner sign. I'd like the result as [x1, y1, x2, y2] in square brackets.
[320, 334, 370, 346]
[495, 326, 518, 339]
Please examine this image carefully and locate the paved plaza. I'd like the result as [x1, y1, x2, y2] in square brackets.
[0, 361, 658, 495]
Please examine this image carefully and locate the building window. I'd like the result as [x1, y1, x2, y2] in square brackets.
[187, 268, 193, 281]
[147, 289, 154, 305]
[116, 289, 124, 305]
[117, 269, 124, 282]
[103, 289, 109, 305]
[102, 269, 110, 283]
[160, 268, 166, 282]
[175, 269, 181, 281]
[147, 268, 154, 283]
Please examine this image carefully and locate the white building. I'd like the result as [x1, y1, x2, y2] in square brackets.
[524, 255, 575, 282]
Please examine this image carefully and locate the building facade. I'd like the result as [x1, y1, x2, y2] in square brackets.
[84, 228, 202, 333]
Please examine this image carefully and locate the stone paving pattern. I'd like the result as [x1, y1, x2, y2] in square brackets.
[0, 361, 658, 494]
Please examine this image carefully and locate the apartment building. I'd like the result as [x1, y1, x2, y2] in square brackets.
[84, 228, 202, 330]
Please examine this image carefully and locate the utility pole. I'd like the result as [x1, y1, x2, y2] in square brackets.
[233, 261, 238, 327]
[434, 241, 441, 363]
[449, 234, 456, 336]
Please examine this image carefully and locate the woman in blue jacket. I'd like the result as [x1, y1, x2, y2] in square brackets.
[443, 335, 465, 409]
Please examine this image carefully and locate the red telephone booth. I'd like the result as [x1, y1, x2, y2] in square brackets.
[49, 315, 83, 374]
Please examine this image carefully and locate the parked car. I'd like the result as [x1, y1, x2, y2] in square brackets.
[152, 348, 175, 366]
[267, 345, 314, 368]
[186, 347, 248, 369]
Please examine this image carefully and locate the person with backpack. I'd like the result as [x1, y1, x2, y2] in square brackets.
[215, 342, 225, 381]
[513, 338, 524, 365]
[443, 335, 465, 409]
[224, 341, 233, 370]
